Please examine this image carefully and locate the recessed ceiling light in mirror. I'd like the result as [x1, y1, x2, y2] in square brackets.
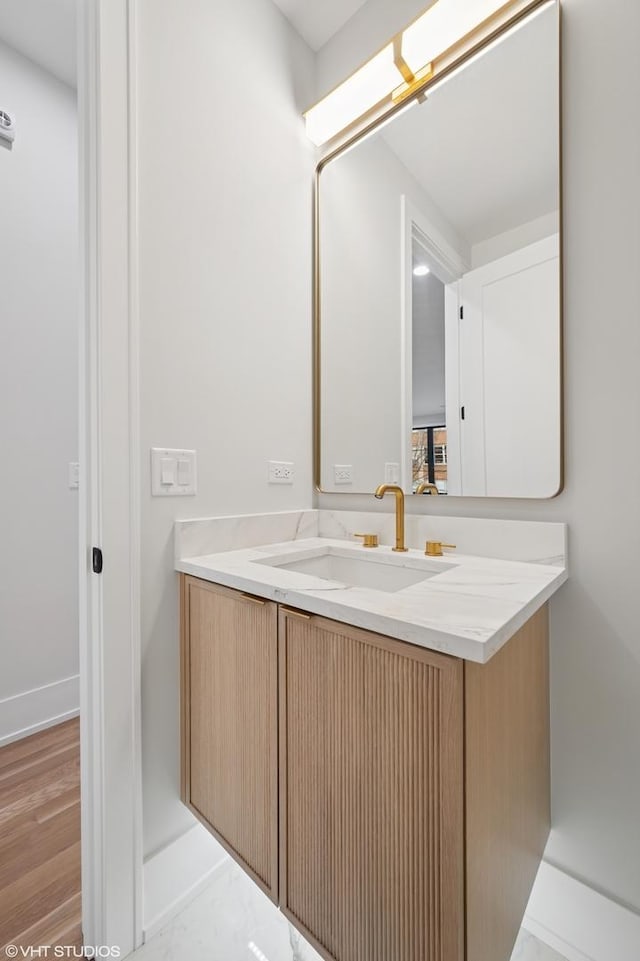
[413, 265, 431, 277]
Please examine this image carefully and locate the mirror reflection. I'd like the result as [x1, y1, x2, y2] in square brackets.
[318, 2, 561, 497]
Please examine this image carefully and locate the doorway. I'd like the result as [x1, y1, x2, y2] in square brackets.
[0, 1, 142, 955]
[0, 13, 82, 950]
[400, 195, 467, 493]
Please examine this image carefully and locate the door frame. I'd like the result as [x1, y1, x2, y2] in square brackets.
[78, 0, 143, 953]
[399, 196, 468, 493]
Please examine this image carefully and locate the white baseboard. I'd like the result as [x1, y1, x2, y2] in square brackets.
[524, 860, 640, 961]
[143, 822, 229, 941]
[0, 674, 80, 747]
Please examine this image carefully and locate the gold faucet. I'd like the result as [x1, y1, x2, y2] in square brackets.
[416, 482, 439, 495]
[374, 484, 408, 552]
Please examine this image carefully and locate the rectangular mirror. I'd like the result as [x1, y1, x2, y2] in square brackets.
[316, 0, 561, 497]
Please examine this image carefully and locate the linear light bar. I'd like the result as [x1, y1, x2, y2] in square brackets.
[401, 0, 510, 76]
[304, 44, 407, 147]
[411, 0, 556, 101]
[303, 0, 552, 148]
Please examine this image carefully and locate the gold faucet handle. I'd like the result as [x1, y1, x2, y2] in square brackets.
[354, 533, 379, 548]
[425, 541, 456, 557]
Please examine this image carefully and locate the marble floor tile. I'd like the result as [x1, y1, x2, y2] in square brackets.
[132, 860, 569, 961]
[510, 927, 569, 961]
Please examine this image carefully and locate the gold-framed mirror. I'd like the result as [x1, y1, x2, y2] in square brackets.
[314, 0, 562, 498]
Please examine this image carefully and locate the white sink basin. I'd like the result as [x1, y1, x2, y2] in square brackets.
[255, 547, 452, 593]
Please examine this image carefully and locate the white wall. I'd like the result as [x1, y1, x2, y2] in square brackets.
[471, 210, 560, 269]
[316, 0, 640, 916]
[0, 39, 79, 745]
[136, 0, 316, 859]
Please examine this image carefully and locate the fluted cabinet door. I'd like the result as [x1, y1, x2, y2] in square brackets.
[279, 609, 464, 961]
[181, 576, 279, 900]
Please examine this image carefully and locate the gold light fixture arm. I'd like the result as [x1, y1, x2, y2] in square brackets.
[392, 62, 434, 104]
[393, 37, 417, 85]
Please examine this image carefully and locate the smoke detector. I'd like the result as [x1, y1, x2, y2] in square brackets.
[0, 110, 15, 146]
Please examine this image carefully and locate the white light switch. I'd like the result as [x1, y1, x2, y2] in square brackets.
[161, 457, 175, 486]
[384, 462, 400, 484]
[151, 449, 197, 496]
[68, 462, 80, 490]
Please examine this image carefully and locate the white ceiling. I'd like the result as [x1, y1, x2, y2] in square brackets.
[271, 0, 368, 51]
[0, 0, 76, 88]
[0, 0, 364, 86]
[381, 5, 559, 246]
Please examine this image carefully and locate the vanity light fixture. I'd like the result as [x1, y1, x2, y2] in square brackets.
[414, 0, 557, 102]
[402, 0, 517, 78]
[303, 43, 410, 148]
[413, 265, 431, 277]
[303, 0, 440, 147]
[304, 0, 554, 147]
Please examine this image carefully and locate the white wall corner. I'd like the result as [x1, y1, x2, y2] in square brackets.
[524, 860, 640, 961]
[143, 823, 229, 942]
[0, 675, 80, 747]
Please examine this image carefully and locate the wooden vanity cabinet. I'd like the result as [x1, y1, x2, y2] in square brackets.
[180, 577, 279, 899]
[181, 575, 550, 961]
[279, 609, 465, 961]
[464, 608, 550, 961]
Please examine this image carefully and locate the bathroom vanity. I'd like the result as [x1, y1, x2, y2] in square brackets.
[177, 3, 566, 955]
[176, 510, 567, 961]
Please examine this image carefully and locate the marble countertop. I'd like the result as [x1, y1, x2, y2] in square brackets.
[176, 530, 567, 663]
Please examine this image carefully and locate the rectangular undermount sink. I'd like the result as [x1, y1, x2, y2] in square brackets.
[255, 547, 452, 593]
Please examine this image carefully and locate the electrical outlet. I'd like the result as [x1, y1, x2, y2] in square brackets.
[268, 461, 294, 484]
[334, 464, 353, 485]
[68, 462, 80, 489]
[384, 462, 400, 484]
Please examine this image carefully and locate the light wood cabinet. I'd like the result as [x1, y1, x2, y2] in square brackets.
[181, 575, 550, 961]
[180, 577, 279, 899]
[465, 609, 550, 961]
[279, 610, 464, 961]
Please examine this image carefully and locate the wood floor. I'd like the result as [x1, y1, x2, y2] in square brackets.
[0, 718, 81, 952]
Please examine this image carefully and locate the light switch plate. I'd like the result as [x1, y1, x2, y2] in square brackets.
[151, 448, 197, 496]
[384, 462, 400, 484]
[68, 462, 80, 490]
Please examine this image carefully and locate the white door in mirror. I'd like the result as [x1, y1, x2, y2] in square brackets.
[151, 448, 197, 495]
[452, 235, 560, 498]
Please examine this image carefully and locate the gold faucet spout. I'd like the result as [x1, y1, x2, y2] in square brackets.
[416, 482, 439, 495]
[374, 484, 408, 552]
